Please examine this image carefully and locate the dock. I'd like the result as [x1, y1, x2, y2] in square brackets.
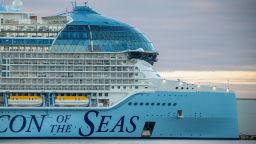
[237, 99, 256, 140]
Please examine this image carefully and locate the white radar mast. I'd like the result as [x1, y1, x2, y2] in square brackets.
[12, 0, 23, 11]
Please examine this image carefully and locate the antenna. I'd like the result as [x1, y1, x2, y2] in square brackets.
[84, 1, 88, 6]
[227, 79, 230, 89]
[71, 0, 77, 9]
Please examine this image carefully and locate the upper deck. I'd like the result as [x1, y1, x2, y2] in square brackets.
[0, 1, 231, 108]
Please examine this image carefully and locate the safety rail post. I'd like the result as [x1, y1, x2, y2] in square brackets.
[4, 93, 8, 107]
[89, 94, 92, 107]
[41, 93, 46, 107]
[51, 93, 55, 107]
[47, 92, 51, 107]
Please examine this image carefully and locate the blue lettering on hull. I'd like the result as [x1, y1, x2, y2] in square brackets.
[0, 111, 140, 137]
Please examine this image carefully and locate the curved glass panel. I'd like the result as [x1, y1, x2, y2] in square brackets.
[51, 25, 155, 52]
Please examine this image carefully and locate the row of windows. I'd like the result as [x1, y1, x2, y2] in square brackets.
[175, 87, 195, 90]
[0, 38, 54, 45]
[58, 32, 88, 39]
[63, 25, 134, 32]
[10, 98, 36, 101]
[1, 52, 127, 59]
[53, 40, 88, 45]
[128, 102, 177, 107]
[0, 85, 109, 91]
[0, 86, 144, 91]
[51, 43, 153, 52]
[1, 79, 140, 85]
[9, 93, 86, 96]
[0, 46, 50, 52]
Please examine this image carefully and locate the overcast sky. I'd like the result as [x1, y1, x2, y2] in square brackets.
[18, 0, 256, 71]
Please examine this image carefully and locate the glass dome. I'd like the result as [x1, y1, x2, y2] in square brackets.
[51, 5, 156, 53]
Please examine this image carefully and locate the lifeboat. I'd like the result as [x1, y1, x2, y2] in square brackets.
[8, 95, 43, 107]
[55, 96, 89, 107]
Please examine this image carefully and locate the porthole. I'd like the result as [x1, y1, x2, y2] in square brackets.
[128, 102, 132, 106]
[140, 102, 143, 106]
[175, 87, 178, 89]
[157, 103, 160, 106]
[168, 103, 172, 106]
[145, 103, 149, 106]
[181, 87, 184, 90]
[173, 103, 177, 106]
[134, 102, 138, 106]
[151, 103, 155, 106]
[162, 103, 166, 106]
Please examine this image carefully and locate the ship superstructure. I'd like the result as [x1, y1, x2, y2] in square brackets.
[0, 1, 239, 139]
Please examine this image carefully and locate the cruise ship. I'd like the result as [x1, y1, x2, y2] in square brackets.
[0, 0, 239, 138]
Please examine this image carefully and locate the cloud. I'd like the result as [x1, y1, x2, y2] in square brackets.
[19, 0, 256, 71]
[159, 71, 256, 85]
[159, 70, 256, 99]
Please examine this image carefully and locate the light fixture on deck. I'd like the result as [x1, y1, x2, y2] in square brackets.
[178, 80, 183, 86]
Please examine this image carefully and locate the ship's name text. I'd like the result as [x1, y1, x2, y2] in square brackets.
[0, 110, 140, 136]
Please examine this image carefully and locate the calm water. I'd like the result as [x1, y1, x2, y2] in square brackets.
[0, 140, 255, 144]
